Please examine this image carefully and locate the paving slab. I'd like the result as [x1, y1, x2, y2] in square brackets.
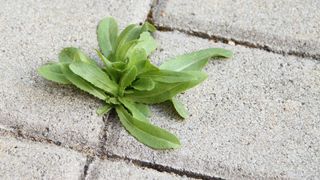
[105, 31, 320, 179]
[153, 0, 320, 58]
[0, 0, 152, 150]
[0, 136, 86, 179]
[87, 159, 190, 180]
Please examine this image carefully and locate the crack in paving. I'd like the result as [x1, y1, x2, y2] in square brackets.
[146, 0, 158, 24]
[82, 156, 94, 180]
[98, 112, 110, 156]
[145, 0, 157, 23]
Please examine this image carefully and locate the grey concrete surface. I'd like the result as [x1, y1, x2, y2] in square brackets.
[105, 31, 320, 179]
[0, 136, 86, 179]
[153, 0, 320, 58]
[1, 0, 320, 179]
[87, 159, 190, 180]
[0, 0, 152, 150]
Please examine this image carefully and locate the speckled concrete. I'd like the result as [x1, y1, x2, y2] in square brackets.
[153, 0, 320, 58]
[105, 31, 320, 179]
[0, 0, 152, 150]
[1, 0, 320, 179]
[0, 136, 86, 179]
[87, 159, 191, 180]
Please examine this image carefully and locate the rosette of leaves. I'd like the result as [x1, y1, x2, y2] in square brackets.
[38, 17, 232, 149]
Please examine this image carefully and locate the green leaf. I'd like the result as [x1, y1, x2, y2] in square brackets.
[141, 22, 156, 32]
[135, 103, 151, 117]
[60, 64, 106, 100]
[96, 104, 112, 116]
[105, 96, 120, 105]
[59, 47, 95, 64]
[59, 47, 78, 63]
[112, 62, 127, 72]
[69, 62, 118, 95]
[127, 48, 147, 73]
[114, 40, 137, 62]
[95, 49, 110, 66]
[126, 82, 184, 104]
[130, 32, 157, 56]
[97, 17, 118, 58]
[119, 66, 137, 96]
[160, 48, 232, 116]
[118, 97, 149, 122]
[160, 48, 232, 72]
[132, 78, 155, 91]
[114, 26, 142, 61]
[139, 60, 159, 74]
[95, 49, 119, 81]
[114, 25, 156, 61]
[38, 63, 70, 84]
[171, 97, 189, 119]
[115, 24, 138, 48]
[126, 71, 207, 104]
[115, 105, 180, 149]
[139, 69, 200, 83]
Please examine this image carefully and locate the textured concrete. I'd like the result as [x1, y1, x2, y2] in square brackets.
[87, 159, 190, 180]
[0, 136, 86, 179]
[0, 0, 152, 150]
[106, 31, 320, 179]
[153, 0, 320, 58]
[1, 0, 320, 179]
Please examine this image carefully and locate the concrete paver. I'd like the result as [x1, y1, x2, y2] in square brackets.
[87, 159, 190, 180]
[105, 31, 320, 179]
[0, 136, 86, 179]
[0, 0, 152, 150]
[153, 0, 320, 58]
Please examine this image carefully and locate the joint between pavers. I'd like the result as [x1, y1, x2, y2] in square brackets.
[82, 156, 95, 180]
[97, 112, 110, 156]
[105, 151, 224, 180]
[145, 0, 159, 23]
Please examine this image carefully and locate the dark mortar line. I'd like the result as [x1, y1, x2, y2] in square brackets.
[82, 156, 94, 180]
[1, 127, 97, 157]
[15, 128, 63, 147]
[145, 0, 159, 23]
[105, 152, 224, 180]
[97, 113, 110, 156]
[155, 25, 319, 60]
[145, 0, 158, 23]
